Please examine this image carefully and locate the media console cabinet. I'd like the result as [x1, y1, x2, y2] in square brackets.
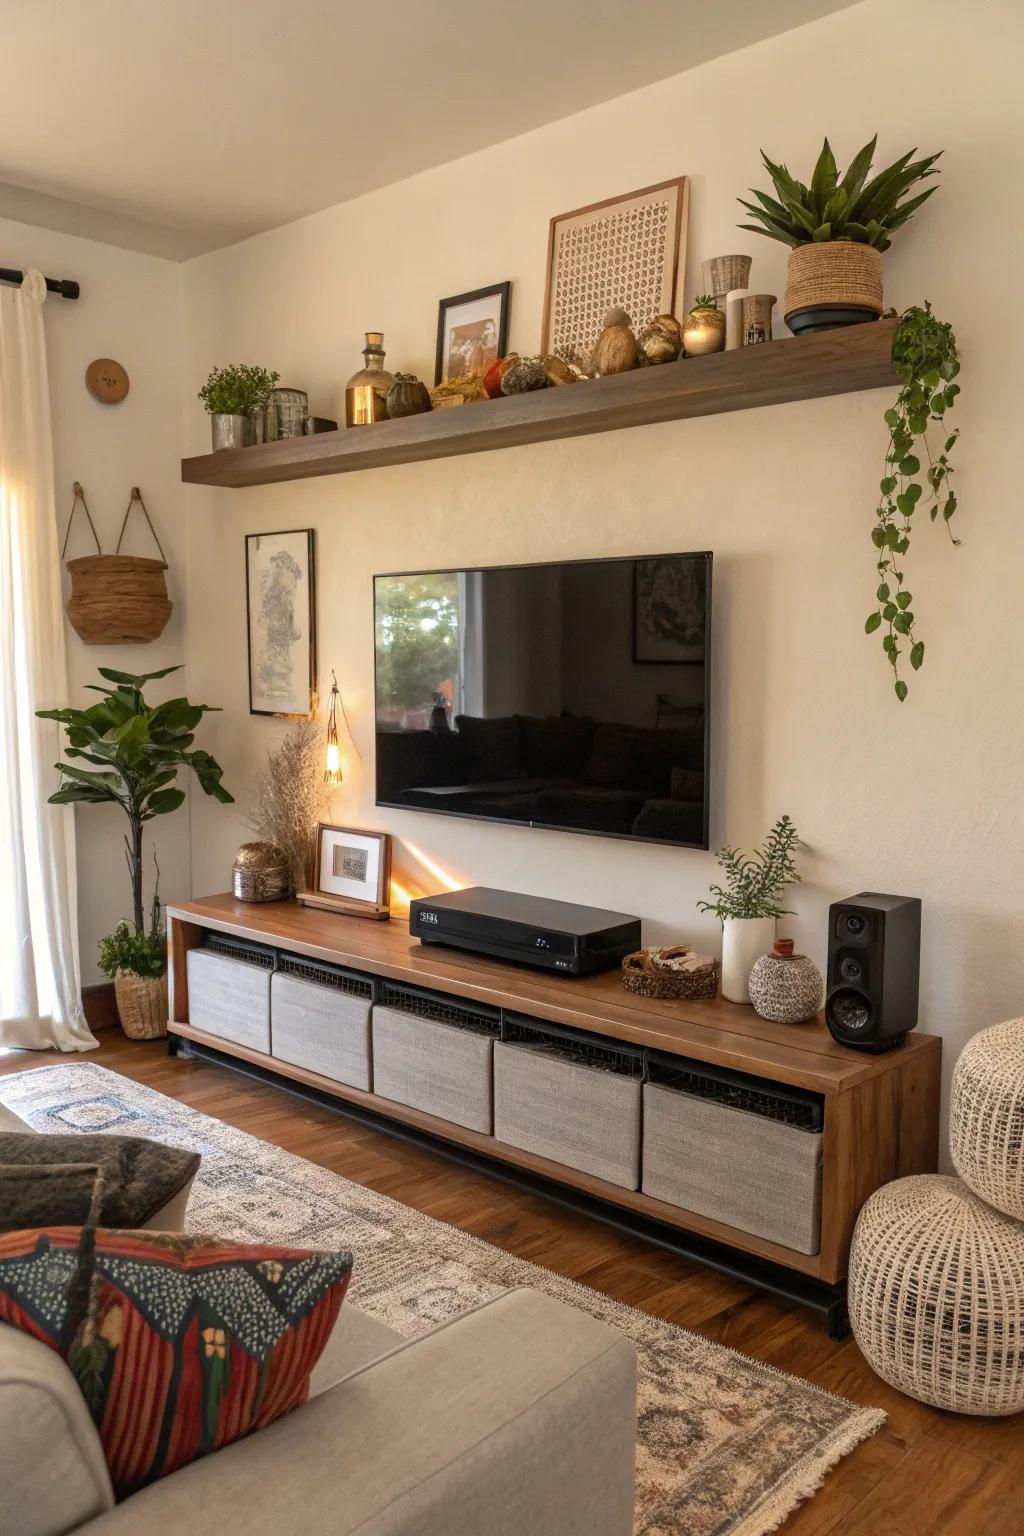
[167, 894, 941, 1335]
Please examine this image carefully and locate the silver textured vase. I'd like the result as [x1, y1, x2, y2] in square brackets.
[748, 939, 823, 1024]
[211, 413, 247, 451]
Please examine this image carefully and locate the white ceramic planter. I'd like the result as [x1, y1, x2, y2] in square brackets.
[721, 916, 776, 1004]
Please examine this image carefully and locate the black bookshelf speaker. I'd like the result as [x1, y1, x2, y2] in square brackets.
[825, 893, 921, 1052]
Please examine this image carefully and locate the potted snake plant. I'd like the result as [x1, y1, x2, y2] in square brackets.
[738, 135, 941, 333]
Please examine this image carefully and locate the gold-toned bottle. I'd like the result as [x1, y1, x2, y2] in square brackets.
[345, 332, 393, 426]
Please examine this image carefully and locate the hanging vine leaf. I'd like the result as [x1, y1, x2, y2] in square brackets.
[868, 303, 960, 700]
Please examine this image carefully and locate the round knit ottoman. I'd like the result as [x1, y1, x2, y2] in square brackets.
[951, 1016, 1024, 1219]
[849, 1174, 1024, 1415]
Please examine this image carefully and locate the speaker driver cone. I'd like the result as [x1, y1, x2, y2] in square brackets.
[826, 986, 873, 1036]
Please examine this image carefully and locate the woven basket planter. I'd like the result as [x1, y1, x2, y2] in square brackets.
[114, 973, 168, 1040]
[784, 242, 882, 325]
[849, 1174, 1024, 1415]
[65, 555, 172, 644]
[951, 1016, 1024, 1219]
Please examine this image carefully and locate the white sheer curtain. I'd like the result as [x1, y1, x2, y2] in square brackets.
[0, 271, 97, 1050]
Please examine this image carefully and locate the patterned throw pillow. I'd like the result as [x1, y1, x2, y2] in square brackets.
[0, 1227, 352, 1498]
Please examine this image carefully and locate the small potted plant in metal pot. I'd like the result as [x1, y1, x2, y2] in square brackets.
[697, 815, 802, 1004]
[198, 363, 280, 450]
[738, 135, 941, 333]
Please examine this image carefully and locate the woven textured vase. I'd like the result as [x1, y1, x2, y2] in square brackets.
[951, 1016, 1024, 1220]
[849, 1174, 1024, 1415]
[114, 974, 168, 1041]
[783, 242, 882, 323]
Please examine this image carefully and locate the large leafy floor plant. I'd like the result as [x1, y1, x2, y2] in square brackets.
[38, 665, 233, 973]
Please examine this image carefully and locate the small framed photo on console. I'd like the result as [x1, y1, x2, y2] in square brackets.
[297, 825, 392, 920]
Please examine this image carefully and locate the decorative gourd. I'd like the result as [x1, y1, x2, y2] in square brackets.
[541, 355, 577, 387]
[484, 355, 517, 398]
[385, 373, 432, 417]
[638, 314, 684, 365]
[683, 295, 726, 357]
[590, 307, 638, 376]
[500, 356, 548, 394]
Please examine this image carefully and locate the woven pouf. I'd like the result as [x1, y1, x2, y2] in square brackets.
[951, 1017, 1024, 1220]
[849, 1174, 1024, 1415]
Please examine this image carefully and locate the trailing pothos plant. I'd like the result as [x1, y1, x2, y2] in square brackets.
[866, 303, 960, 700]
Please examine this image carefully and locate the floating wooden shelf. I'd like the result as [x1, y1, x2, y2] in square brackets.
[181, 319, 898, 489]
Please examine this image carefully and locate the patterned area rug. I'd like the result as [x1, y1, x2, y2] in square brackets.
[0, 1063, 883, 1535]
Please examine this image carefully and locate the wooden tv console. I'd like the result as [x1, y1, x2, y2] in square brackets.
[166, 894, 941, 1334]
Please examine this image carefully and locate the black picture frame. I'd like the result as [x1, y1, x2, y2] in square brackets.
[245, 527, 317, 718]
[434, 281, 511, 386]
[631, 556, 708, 665]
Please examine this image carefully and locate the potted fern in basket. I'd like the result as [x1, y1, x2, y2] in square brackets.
[37, 665, 233, 1039]
[697, 816, 802, 1004]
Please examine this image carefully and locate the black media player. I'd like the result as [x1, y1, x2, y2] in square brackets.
[409, 886, 641, 976]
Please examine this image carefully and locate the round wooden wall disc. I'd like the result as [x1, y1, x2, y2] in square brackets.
[86, 358, 129, 403]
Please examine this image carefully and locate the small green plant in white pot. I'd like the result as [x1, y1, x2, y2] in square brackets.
[698, 815, 802, 1003]
[198, 363, 280, 451]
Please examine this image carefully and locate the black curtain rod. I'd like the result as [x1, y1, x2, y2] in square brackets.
[0, 267, 80, 300]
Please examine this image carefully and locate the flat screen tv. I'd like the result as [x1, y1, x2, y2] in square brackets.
[374, 552, 711, 848]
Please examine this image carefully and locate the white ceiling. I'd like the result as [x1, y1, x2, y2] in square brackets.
[1, 0, 857, 261]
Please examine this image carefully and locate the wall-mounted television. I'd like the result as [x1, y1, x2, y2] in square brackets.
[374, 552, 711, 848]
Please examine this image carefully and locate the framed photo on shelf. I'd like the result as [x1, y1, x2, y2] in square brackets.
[245, 528, 316, 717]
[632, 556, 707, 665]
[434, 281, 511, 385]
[541, 177, 689, 362]
[299, 824, 392, 919]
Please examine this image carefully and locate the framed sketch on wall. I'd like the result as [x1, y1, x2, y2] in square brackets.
[245, 528, 316, 716]
[435, 282, 511, 385]
[632, 556, 706, 665]
[541, 177, 688, 362]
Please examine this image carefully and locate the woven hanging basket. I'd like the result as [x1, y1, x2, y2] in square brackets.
[783, 241, 883, 322]
[62, 483, 172, 645]
[113, 973, 168, 1040]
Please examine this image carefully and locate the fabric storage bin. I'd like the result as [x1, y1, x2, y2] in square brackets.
[642, 1053, 824, 1254]
[493, 1015, 643, 1190]
[371, 983, 498, 1134]
[186, 934, 274, 1054]
[271, 954, 375, 1090]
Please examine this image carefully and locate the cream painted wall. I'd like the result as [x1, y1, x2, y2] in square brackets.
[179, 0, 1024, 1147]
[0, 219, 187, 984]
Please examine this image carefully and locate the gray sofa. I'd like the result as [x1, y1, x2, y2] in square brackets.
[0, 1102, 637, 1536]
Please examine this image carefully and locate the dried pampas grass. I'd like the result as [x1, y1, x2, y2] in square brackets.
[247, 720, 330, 891]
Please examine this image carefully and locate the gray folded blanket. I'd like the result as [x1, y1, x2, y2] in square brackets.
[0, 1134, 200, 1231]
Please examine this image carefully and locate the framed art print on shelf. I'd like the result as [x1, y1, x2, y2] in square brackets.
[245, 528, 316, 718]
[297, 825, 393, 920]
[434, 282, 511, 385]
[541, 177, 689, 362]
[632, 555, 707, 665]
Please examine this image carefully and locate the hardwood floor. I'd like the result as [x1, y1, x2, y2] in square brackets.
[3, 1032, 1021, 1534]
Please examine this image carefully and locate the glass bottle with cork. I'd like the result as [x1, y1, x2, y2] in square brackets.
[345, 332, 393, 426]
